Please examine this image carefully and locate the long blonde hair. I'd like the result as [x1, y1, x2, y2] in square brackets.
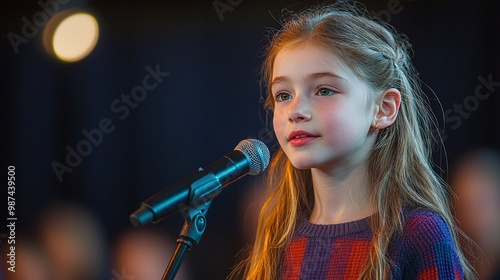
[233, 2, 475, 279]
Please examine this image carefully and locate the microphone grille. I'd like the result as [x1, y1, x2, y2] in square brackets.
[235, 139, 270, 175]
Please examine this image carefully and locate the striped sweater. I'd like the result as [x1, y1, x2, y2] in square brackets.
[281, 209, 464, 279]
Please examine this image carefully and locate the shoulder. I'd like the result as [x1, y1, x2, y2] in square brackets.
[402, 209, 452, 242]
[399, 208, 458, 256]
[389, 209, 464, 279]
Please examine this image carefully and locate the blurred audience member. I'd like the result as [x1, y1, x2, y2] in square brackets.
[38, 202, 107, 280]
[2, 237, 50, 280]
[113, 228, 192, 280]
[451, 149, 500, 280]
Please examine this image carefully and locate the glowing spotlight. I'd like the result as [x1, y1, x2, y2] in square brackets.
[44, 11, 99, 62]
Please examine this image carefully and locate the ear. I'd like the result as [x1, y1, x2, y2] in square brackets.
[373, 88, 401, 129]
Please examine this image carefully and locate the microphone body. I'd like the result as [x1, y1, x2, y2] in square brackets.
[130, 139, 269, 227]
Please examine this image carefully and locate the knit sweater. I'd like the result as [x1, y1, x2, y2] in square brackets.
[281, 209, 464, 279]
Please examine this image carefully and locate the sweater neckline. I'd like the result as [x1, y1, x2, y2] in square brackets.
[295, 214, 372, 238]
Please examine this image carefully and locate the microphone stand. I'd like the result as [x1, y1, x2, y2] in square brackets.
[161, 173, 220, 280]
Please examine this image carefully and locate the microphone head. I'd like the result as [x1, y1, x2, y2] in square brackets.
[235, 139, 270, 175]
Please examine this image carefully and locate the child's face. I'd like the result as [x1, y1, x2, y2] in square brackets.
[271, 44, 377, 171]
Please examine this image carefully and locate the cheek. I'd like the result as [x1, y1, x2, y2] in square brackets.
[273, 106, 289, 125]
[321, 107, 352, 132]
[321, 107, 369, 143]
[272, 110, 287, 138]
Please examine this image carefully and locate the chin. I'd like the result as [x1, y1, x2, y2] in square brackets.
[288, 158, 316, 170]
[292, 165, 311, 170]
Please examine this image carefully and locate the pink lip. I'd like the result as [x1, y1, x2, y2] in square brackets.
[288, 130, 319, 147]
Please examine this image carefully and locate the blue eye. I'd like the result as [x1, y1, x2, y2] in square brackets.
[317, 87, 337, 96]
[275, 92, 292, 102]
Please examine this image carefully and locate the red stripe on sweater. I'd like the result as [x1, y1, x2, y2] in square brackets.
[282, 237, 308, 280]
[345, 239, 371, 278]
[326, 238, 371, 279]
[419, 267, 438, 279]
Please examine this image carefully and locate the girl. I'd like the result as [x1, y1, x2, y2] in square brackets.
[233, 2, 475, 280]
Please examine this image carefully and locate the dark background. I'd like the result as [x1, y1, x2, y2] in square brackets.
[1, 0, 499, 279]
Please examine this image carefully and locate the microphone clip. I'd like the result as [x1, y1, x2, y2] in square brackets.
[163, 172, 221, 280]
[178, 171, 221, 244]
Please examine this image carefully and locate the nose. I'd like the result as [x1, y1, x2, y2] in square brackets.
[288, 94, 311, 123]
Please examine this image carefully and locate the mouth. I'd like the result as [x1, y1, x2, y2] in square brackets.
[288, 130, 319, 147]
[288, 130, 318, 140]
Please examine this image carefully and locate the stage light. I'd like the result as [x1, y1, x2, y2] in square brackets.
[44, 11, 99, 62]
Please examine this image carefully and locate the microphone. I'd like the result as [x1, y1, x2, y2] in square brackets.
[130, 139, 270, 227]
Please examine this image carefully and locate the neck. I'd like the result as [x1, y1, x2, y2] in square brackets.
[309, 159, 374, 224]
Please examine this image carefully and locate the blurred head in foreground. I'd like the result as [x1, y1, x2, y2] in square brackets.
[38, 202, 107, 280]
[2, 237, 50, 280]
[113, 228, 192, 280]
[451, 149, 500, 279]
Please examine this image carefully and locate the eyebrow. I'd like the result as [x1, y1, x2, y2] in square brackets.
[309, 72, 346, 81]
[271, 72, 346, 87]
